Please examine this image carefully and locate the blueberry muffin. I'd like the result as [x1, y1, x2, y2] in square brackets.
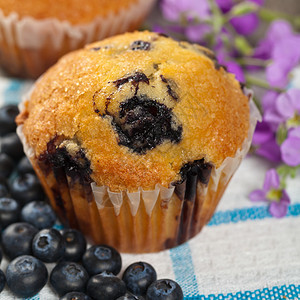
[0, 0, 155, 78]
[17, 31, 257, 253]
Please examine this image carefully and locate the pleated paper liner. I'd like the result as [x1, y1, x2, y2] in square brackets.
[17, 89, 260, 253]
[0, 0, 155, 78]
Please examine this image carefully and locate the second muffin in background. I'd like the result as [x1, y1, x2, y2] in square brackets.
[0, 0, 155, 78]
[17, 31, 259, 253]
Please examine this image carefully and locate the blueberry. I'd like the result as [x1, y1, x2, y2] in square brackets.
[50, 261, 89, 296]
[0, 176, 9, 198]
[32, 228, 65, 263]
[17, 156, 34, 174]
[60, 291, 92, 300]
[21, 201, 56, 229]
[122, 262, 157, 296]
[130, 40, 151, 51]
[0, 153, 14, 178]
[62, 229, 87, 262]
[87, 271, 126, 300]
[146, 279, 183, 300]
[0, 104, 19, 136]
[1, 222, 38, 259]
[116, 292, 145, 300]
[0, 197, 20, 228]
[10, 173, 45, 205]
[113, 95, 182, 154]
[82, 245, 122, 276]
[0, 269, 5, 293]
[6, 255, 48, 298]
[0, 132, 24, 160]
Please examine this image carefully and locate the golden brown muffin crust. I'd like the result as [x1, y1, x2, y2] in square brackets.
[17, 31, 250, 192]
[0, 0, 139, 24]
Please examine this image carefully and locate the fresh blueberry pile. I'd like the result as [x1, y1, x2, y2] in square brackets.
[0, 104, 184, 299]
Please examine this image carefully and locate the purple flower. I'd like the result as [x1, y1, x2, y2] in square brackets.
[262, 90, 279, 113]
[252, 121, 281, 162]
[160, 0, 212, 43]
[185, 23, 212, 43]
[266, 62, 289, 89]
[217, 50, 245, 82]
[160, 0, 210, 22]
[217, 0, 263, 13]
[252, 91, 281, 162]
[224, 61, 245, 82]
[256, 20, 300, 88]
[280, 127, 300, 166]
[215, 0, 233, 13]
[266, 35, 300, 88]
[254, 19, 299, 80]
[152, 24, 168, 35]
[254, 20, 294, 60]
[217, 0, 264, 35]
[264, 89, 300, 130]
[216, 0, 264, 35]
[230, 13, 260, 36]
[249, 169, 290, 218]
[276, 89, 300, 125]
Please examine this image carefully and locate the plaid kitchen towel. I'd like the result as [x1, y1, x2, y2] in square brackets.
[0, 72, 299, 300]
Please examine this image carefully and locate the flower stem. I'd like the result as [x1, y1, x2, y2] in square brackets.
[259, 8, 300, 30]
[236, 57, 270, 67]
[245, 75, 286, 93]
[277, 164, 300, 189]
[208, 0, 224, 35]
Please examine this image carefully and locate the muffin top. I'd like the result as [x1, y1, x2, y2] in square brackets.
[17, 31, 250, 192]
[0, 0, 138, 24]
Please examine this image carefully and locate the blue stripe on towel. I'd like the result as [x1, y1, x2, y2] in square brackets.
[4, 79, 25, 104]
[26, 284, 299, 300]
[169, 243, 199, 297]
[208, 202, 300, 226]
[24, 295, 40, 300]
[183, 284, 300, 299]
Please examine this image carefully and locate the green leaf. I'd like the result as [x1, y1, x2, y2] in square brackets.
[234, 36, 253, 56]
[277, 165, 299, 182]
[208, 0, 225, 34]
[258, 7, 278, 22]
[277, 165, 290, 178]
[213, 14, 225, 33]
[276, 124, 288, 145]
[231, 2, 258, 17]
[290, 168, 298, 178]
